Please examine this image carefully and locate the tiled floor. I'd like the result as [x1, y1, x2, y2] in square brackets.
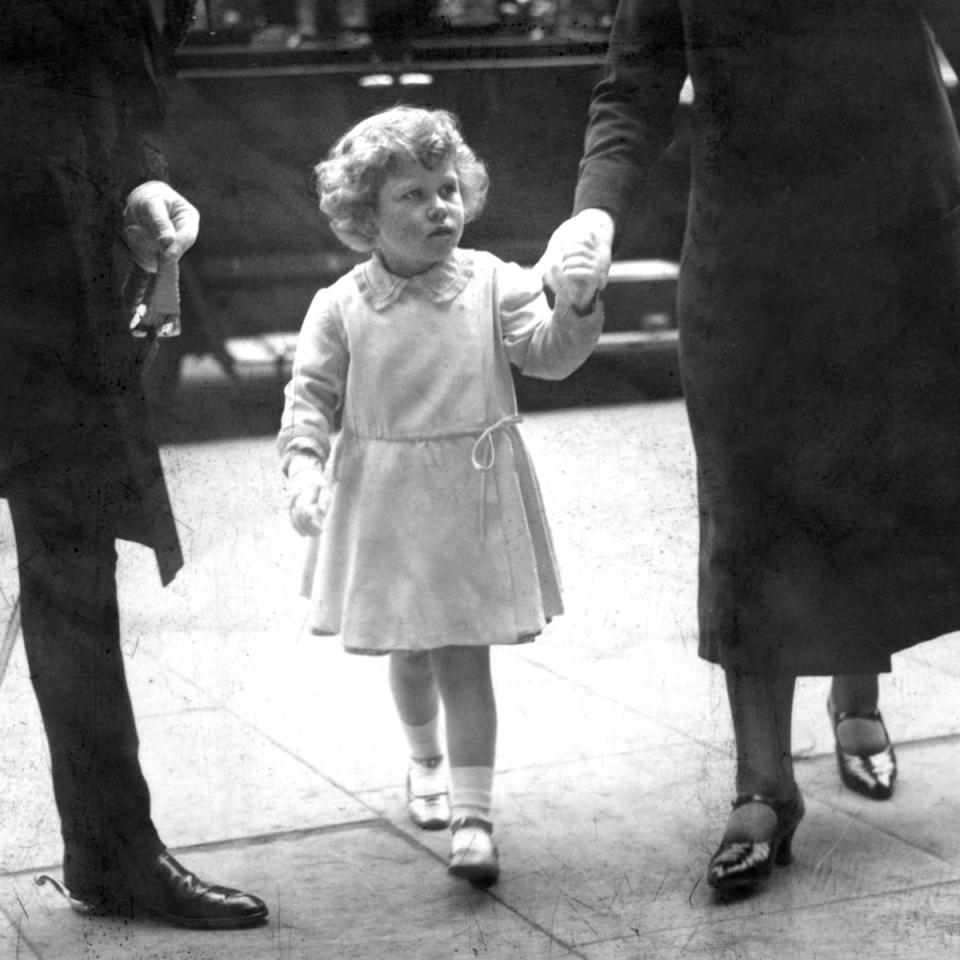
[3, 397, 960, 958]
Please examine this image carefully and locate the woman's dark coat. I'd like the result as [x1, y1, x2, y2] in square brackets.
[0, 1, 194, 585]
[575, 0, 960, 673]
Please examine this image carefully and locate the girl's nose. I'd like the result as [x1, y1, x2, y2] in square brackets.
[427, 203, 445, 222]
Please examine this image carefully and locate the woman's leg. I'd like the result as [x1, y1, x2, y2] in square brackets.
[829, 672, 895, 799]
[708, 667, 805, 892]
[829, 674, 888, 753]
[723, 668, 797, 836]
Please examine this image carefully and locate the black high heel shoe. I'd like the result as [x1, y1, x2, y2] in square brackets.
[707, 788, 805, 895]
[828, 699, 897, 800]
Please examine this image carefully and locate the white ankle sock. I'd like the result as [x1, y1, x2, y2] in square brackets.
[401, 716, 443, 762]
[449, 766, 493, 824]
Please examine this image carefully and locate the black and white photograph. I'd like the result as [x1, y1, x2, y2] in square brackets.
[4, 1, 960, 957]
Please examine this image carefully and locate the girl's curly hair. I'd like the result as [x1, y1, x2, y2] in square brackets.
[315, 105, 489, 253]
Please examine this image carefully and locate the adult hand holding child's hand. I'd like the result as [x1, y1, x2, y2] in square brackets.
[539, 208, 614, 312]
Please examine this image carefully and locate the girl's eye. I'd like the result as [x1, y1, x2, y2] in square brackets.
[405, 189, 423, 200]
[440, 183, 458, 198]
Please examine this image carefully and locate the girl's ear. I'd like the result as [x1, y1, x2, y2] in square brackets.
[360, 210, 378, 241]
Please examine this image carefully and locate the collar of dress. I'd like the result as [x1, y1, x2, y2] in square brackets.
[355, 250, 474, 311]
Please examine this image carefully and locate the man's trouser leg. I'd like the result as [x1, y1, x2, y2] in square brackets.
[6, 473, 163, 893]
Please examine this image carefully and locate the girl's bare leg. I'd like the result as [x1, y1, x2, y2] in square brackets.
[431, 646, 499, 883]
[390, 651, 448, 828]
[389, 650, 439, 730]
[430, 646, 496, 768]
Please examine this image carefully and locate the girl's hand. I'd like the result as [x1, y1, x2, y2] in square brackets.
[560, 234, 609, 312]
[539, 209, 614, 311]
[287, 458, 328, 537]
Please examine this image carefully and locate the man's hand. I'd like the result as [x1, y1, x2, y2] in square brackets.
[539, 208, 615, 311]
[123, 181, 200, 273]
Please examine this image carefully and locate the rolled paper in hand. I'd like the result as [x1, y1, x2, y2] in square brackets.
[142, 259, 181, 338]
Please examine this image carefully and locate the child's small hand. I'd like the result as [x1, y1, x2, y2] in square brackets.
[560, 234, 608, 312]
[539, 209, 613, 313]
[287, 457, 329, 537]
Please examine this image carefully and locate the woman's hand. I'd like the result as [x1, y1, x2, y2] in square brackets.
[539, 208, 614, 311]
[287, 457, 329, 537]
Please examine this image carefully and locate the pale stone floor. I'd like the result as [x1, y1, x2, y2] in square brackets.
[3, 376, 960, 959]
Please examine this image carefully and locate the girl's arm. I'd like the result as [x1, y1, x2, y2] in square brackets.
[497, 259, 603, 381]
[277, 289, 349, 476]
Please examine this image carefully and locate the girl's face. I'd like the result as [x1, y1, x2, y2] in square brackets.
[373, 156, 465, 276]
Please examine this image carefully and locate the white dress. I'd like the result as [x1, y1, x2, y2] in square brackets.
[278, 248, 603, 653]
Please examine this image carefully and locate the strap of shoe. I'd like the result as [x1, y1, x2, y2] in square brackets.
[731, 793, 779, 812]
[833, 708, 883, 724]
[450, 816, 493, 834]
[828, 698, 884, 726]
[410, 755, 444, 769]
[731, 789, 799, 812]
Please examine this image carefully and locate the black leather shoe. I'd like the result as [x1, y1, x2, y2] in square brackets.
[707, 788, 805, 896]
[58, 852, 268, 929]
[828, 698, 897, 800]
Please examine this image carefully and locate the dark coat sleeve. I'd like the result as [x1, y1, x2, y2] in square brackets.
[923, 0, 960, 70]
[2, 0, 175, 200]
[572, 0, 687, 240]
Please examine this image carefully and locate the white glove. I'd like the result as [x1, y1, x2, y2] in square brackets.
[287, 458, 329, 537]
[123, 181, 200, 273]
[539, 208, 614, 311]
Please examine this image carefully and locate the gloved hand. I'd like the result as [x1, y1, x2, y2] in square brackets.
[287, 456, 329, 537]
[539, 208, 614, 312]
[123, 180, 200, 273]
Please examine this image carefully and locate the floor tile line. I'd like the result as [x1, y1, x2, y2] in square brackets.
[799, 794, 960, 873]
[0, 896, 43, 960]
[569, 871, 960, 947]
[795, 728, 960, 762]
[374, 818, 592, 960]
[2, 818, 388, 882]
[349, 745, 704, 801]
[211, 704, 390, 818]
[516, 655, 728, 755]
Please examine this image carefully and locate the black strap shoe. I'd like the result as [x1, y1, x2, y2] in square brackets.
[707, 788, 805, 896]
[828, 698, 897, 801]
[46, 852, 268, 929]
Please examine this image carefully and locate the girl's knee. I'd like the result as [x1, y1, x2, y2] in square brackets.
[431, 646, 492, 690]
[391, 650, 433, 680]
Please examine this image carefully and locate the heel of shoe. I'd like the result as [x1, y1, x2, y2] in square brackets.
[774, 788, 805, 866]
[775, 824, 798, 866]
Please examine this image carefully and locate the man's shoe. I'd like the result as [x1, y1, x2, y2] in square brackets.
[49, 852, 268, 929]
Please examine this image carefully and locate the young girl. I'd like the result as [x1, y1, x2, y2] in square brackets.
[278, 105, 604, 886]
